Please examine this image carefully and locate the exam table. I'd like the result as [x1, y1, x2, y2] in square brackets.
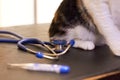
[0, 24, 120, 80]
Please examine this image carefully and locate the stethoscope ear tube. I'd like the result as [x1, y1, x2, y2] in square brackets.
[17, 38, 44, 51]
[0, 30, 23, 39]
[17, 38, 73, 59]
[17, 38, 59, 60]
[0, 30, 22, 43]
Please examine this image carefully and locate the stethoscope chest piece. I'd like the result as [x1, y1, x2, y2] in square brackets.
[52, 40, 67, 53]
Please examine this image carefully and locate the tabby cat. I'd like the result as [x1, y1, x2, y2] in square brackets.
[49, 0, 120, 56]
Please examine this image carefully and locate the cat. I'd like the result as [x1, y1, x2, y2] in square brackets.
[49, 0, 120, 56]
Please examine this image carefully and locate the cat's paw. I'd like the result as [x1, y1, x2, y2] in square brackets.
[107, 39, 120, 56]
[110, 45, 120, 56]
[81, 41, 95, 50]
[74, 40, 95, 50]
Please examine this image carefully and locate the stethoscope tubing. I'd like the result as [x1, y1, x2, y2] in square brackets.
[0, 38, 19, 43]
[0, 30, 22, 43]
[0, 30, 23, 39]
[0, 30, 74, 60]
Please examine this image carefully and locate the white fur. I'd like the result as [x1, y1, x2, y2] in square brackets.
[52, 25, 105, 50]
[66, 25, 106, 50]
[66, 25, 96, 50]
[52, 0, 120, 55]
[82, 0, 120, 56]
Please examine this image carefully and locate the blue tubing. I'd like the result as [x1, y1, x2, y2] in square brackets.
[0, 31, 23, 43]
[17, 38, 44, 51]
[0, 38, 19, 43]
[0, 30, 23, 39]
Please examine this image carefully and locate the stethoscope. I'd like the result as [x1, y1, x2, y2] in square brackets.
[0, 30, 75, 60]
